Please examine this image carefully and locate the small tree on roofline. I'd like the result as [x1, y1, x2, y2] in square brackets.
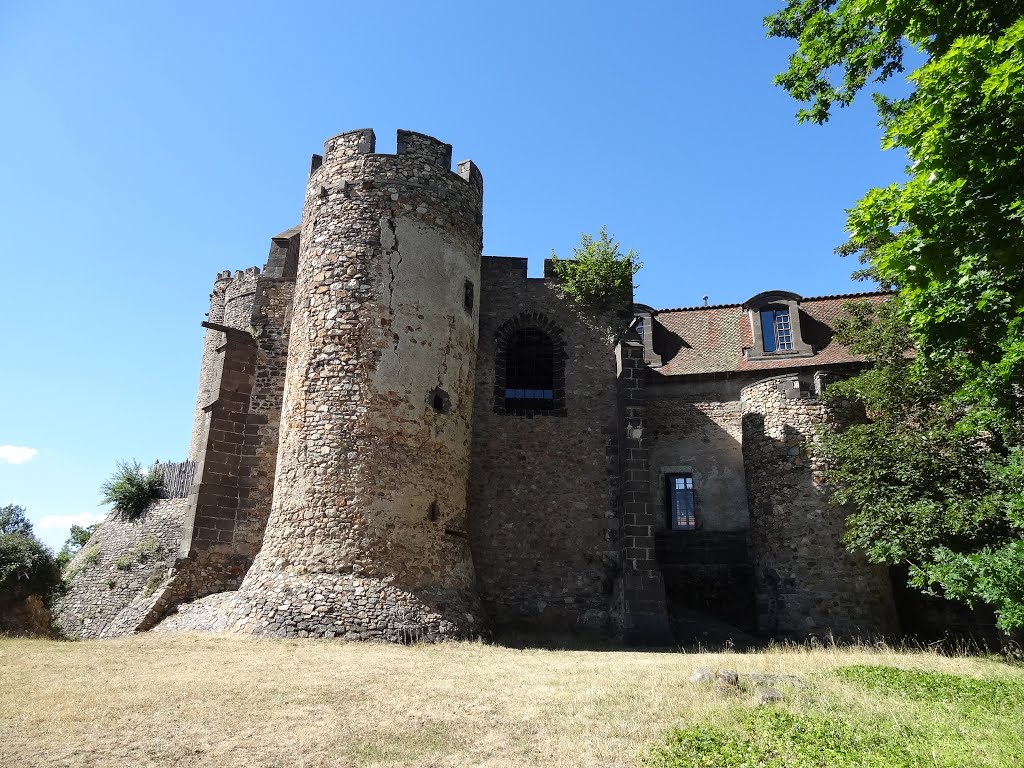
[551, 227, 642, 308]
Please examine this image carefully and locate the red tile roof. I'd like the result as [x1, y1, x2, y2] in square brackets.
[651, 292, 891, 376]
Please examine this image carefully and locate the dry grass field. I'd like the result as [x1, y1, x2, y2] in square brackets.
[1, 633, 1021, 767]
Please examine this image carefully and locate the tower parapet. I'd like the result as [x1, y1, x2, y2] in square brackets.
[227, 129, 486, 640]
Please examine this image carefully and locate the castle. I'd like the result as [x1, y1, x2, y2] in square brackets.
[57, 129, 909, 644]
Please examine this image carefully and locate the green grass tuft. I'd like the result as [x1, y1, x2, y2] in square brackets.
[833, 664, 1024, 713]
[645, 709, 916, 768]
[645, 665, 1024, 768]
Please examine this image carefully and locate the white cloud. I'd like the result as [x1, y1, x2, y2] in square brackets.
[37, 511, 106, 530]
[0, 445, 38, 465]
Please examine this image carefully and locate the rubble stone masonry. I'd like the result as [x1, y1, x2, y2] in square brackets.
[741, 374, 899, 638]
[468, 257, 631, 637]
[225, 130, 486, 640]
[56, 129, 926, 645]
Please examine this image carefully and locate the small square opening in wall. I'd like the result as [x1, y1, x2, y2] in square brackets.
[463, 280, 474, 313]
[429, 387, 451, 414]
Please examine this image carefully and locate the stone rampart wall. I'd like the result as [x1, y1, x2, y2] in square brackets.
[188, 272, 231, 461]
[54, 498, 189, 638]
[468, 257, 629, 636]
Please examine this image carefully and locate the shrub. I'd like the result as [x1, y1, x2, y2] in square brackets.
[0, 533, 62, 601]
[100, 461, 163, 520]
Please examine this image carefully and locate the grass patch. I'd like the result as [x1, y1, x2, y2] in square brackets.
[646, 665, 1024, 768]
[80, 545, 100, 566]
[113, 554, 133, 571]
[136, 535, 162, 560]
[64, 544, 101, 581]
[834, 664, 1024, 713]
[646, 709, 918, 768]
[112, 536, 164, 573]
[0, 635, 1021, 767]
[142, 574, 162, 598]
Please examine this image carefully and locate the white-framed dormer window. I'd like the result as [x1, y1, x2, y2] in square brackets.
[742, 291, 814, 360]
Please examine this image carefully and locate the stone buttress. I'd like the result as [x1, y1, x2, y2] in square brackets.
[225, 129, 486, 640]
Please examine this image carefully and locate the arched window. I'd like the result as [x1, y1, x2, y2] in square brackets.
[504, 328, 555, 411]
[493, 313, 567, 416]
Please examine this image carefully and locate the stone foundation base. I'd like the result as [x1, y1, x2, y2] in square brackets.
[223, 570, 486, 641]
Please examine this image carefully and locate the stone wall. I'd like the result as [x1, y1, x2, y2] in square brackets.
[54, 498, 188, 638]
[154, 231, 299, 612]
[224, 129, 486, 640]
[741, 373, 899, 638]
[647, 379, 749, 531]
[643, 378, 756, 638]
[468, 257, 630, 637]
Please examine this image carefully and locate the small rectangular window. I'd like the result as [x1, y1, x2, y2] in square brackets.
[636, 318, 644, 340]
[464, 280, 474, 313]
[667, 474, 695, 531]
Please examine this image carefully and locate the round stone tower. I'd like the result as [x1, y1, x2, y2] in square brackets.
[228, 129, 486, 640]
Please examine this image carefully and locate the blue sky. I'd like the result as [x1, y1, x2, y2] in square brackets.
[0, 1, 908, 550]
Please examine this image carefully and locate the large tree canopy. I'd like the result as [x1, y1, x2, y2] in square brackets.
[766, 1, 1024, 632]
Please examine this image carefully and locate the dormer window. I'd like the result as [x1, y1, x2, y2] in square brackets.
[742, 290, 814, 360]
[632, 303, 662, 367]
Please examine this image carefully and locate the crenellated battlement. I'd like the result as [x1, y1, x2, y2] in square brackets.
[321, 127, 376, 165]
[395, 129, 452, 169]
[313, 128, 481, 191]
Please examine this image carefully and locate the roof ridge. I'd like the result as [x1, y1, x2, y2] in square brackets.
[654, 289, 892, 314]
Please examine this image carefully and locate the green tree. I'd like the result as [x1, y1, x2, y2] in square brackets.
[0, 504, 33, 536]
[55, 523, 100, 570]
[550, 226, 641, 308]
[0, 504, 62, 603]
[766, 2, 1024, 630]
[0, 533, 62, 601]
[819, 299, 1023, 631]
